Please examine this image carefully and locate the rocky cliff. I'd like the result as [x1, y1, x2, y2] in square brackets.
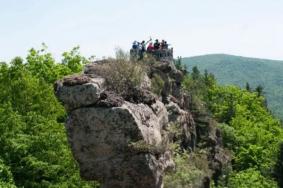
[55, 58, 230, 188]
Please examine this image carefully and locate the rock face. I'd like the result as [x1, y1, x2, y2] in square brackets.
[55, 70, 174, 188]
[166, 101, 196, 151]
[67, 102, 174, 188]
[149, 61, 184, 104]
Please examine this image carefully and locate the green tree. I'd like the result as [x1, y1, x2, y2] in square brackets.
[62, 46, 89, 73]
[255, 84, 263, 97]
[191, 66, 200, 80]
[182, 70, 283, 186]
[228, 168, 277, 188]
[174, 56, 182, 71]
[275, 143, 283, 188]
[0, 46, 98, 187]
[245, 82, 251, 91]
[0, 159, 16, 187]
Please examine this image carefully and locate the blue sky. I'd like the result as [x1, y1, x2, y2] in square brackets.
[0, 0, 283, 62]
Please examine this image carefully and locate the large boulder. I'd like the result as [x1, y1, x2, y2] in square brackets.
[55, 75, 105, 111]
[55, 74, 174, 188]
[66, 101, 174, 188]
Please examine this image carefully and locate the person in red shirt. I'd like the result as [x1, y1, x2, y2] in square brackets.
[147, 42, 154, 52]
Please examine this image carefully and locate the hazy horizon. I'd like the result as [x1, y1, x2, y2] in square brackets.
[1, 0, 283, 62]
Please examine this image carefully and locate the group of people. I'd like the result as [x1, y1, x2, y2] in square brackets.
[132, 39, 169, 54]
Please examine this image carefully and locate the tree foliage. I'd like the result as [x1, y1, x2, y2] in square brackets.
[182, 67, 283, 187]
[207, 85, 283, 174]
[228, 168, 277, 188]
[164, 148, 210, 188]
[0, 46, 97, 187]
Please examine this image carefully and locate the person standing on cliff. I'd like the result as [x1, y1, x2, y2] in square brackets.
[132, 41, 138, 49]
[154, 39, 160, 50]
[147, 42, 154, 52]
[139, 38, 152, 59]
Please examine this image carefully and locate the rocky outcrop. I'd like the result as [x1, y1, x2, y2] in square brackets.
[55, 70, 174, 188]
[166, 101, 196, 151]
[55, 59, 231, 188]
[149, 61, 184, 104]
[66, 101, 174, 188]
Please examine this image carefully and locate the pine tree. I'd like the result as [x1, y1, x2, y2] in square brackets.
[255, 85, 263, 97]
[192, 66, 200, 80]
[245, 82, 251, 91]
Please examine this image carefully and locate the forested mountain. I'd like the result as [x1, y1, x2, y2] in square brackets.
[182, 54, 283, 120]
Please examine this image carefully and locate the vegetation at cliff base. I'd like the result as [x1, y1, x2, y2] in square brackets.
[0, 46, 98, 187]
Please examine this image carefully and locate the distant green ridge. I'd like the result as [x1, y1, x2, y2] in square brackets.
[182, 54, 283, 120]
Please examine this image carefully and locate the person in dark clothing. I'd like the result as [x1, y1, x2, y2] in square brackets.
[141, 40, 146, 53]
[161, 40, 166, 49]
[139, 39, 152, 59]
[164, 41, 168, 49]
[141, 39, 152, 52]
[132, 41, 138, 49]
[154, 39, 160, 50]
[138, 41, 145, 60]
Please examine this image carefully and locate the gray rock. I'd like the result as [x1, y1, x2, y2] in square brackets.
[140, 73, 152, 90]
[96, 90, 124, 107]
[55, 76, 105, 111]
[66, 101, 174, 188]
[61, 75, 91, 86]
[166, 101, 196, 151]
[149, 61, 184, 104]
[153, 61, 176, 74]
[122, 87, 156, 105]
[84, 60, 108, 75]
